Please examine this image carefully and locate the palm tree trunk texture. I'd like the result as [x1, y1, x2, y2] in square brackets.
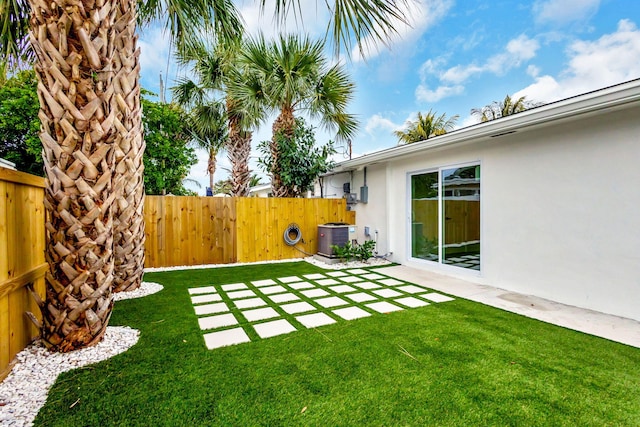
[112, 0, 145, 293]
[28, 0, 131, 350]
[228, 116, 252, 197]
[270, 108, 296, 197]
[208, 147, 217, 192]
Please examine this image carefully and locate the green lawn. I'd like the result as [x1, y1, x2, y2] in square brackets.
[35, 262, 640, 426]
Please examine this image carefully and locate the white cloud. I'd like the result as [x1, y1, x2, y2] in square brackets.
[514, 19, 640, 103]
[238, 1, 329, 40]
[415, 84, 465, 102]
[364, 114, 399, 134]
[138, 26, 173, 95]
[533, 0, 600, 26]
[351, 0, 454, 63]
[415, 34, 539, 102]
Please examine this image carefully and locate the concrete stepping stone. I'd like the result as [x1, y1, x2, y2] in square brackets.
[325, 271, 348, 277]
[253, 319, 297, 339]
[339, 276, 362, 283]
[329, 284, 357, 293]
[188, 286, 217, 295]
[221, 283, 247, 291]
[395, 297, 430, 308]
[333, 306, 371, 320]
[346, 292, 378, 303]
[296, 312, 336, 328]
[269, 293, 299, 303]
[301, 288, 329, 298]
[360, 273, 385, 280]
[203, 328, 250, 350]
[281, 301, 316, 314]
[194, 302, 229, 316]
[346, 269, 368, 274]
[242, 307, 280, 322]
[303, 273, 326, 280]
[353, 281, 381, 290]
[422, 292, 455, 303]
[316, 278, 340, 286]
[366, 301, 403, 313]
[397, 285, 429, 294]
[373, 288, 403, 298]
[315, 296, 349, 308]
[278, 276, 302, 283]
[260, 285, 287, 295]
[378, 278, 404, 286]
[227, 290, 255, 299]
[252, 279, 277, 287]
[198, 313, 238, 330]
[234, 297, 267, 309]
[287, 281, 315, 290]
[191, 294, 222, 304]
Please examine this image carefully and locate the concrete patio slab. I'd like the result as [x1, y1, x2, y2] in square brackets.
[194, 302, 229, 315]
[395, 297, 430, 308]
[253, 319, 297, 339]
[191, 294, 222, 304]
[234, 297, 267, 309]
[333, 306, 371, 320]
[366, 301, 403, 314]
[316, 278, 340, 286]
[422, 292, 455, 303]
[278, 276, 301, 283]
[221, 283, 247, 291]
[345, 292, 378, 303]
[339, 276, 363, 283]
[373, 289, 403, 298]
[252, 279, 277, 287]
[315, 296, 349, 308]
[198, 313, 238, 330]
[346, 269, 368, 274]
[242, 307, 280, 322]
[260, 285, 287, 295]
[188, 286, 217, 295]
[296, 312, 336, 328]
[326, 271, 348, 277]
[269, 293, 299, 303]
[203, 328, 251, 349]
[353, 281, 381, 290]
[301, 288, 329, 298]
[281, 301, 316, 314]
[360, 273, 385, 280]
[329, 285, 357, 293]
[376, 265, 640, 348]
[227, 290, 255, 299]
[396, 285, 429, 294]
[304, 273, 327, 280]
[287, 281, 315, 290]
[378, 278, 404, 286]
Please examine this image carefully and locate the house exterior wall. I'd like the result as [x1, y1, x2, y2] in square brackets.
[354, 106, 640, 321]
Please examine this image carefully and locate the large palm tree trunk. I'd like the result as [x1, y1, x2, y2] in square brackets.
[113, 0, 145, 293]
[228, 118, 252, 197]
[270, 108, 296, 197]
[28, 0, 132, 350]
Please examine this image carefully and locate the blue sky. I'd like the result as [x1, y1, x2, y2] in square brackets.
[137, 0, 640, 194]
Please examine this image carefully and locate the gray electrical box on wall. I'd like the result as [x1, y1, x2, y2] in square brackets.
[360, 185, 368, 203]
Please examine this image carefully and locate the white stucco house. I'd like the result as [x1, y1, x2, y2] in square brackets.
[319, 79, 640, 322]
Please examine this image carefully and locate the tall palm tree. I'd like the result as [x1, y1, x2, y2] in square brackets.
[2, 0, 408, 351]
[394, 110, 459, 145]
[236, 34, 358, 197]
[176, 39, 265, 197]
[471, 94, 540, 122]
[173, 79, 228, 193]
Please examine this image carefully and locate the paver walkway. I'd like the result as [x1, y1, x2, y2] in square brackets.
[188, 268, 454, 350]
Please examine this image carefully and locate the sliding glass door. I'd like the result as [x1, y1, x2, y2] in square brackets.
[410, 164, 480, 271]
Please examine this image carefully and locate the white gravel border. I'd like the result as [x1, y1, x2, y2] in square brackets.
[0, 281, 162, 427]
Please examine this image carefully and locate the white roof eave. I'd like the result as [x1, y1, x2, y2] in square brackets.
[331, 79, 640, 173]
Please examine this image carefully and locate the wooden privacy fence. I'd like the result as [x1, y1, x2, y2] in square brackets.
[0, 168, 46, 380]
[144, 196, 356, 268]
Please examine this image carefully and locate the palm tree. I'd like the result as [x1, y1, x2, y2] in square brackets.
[176, 39, 266, 197]
[236, 34, 358, 197]
[2, 0, 408, 351]
[471, 94, 540, 122]
[394, 110, 459, 144]
[173, 79, 228, 193]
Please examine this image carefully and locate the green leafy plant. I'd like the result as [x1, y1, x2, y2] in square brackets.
[331, 240, 376, 263]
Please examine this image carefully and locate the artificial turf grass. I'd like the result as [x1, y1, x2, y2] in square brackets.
[34, 262, 640, 426]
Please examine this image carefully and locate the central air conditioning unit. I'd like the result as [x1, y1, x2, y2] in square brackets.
[317, 223, 349, 257]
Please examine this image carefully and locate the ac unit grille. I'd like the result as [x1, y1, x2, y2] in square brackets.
[317, 225, 349, 257]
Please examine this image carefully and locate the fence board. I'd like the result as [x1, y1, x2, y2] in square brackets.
[0, 169, 46, 381]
